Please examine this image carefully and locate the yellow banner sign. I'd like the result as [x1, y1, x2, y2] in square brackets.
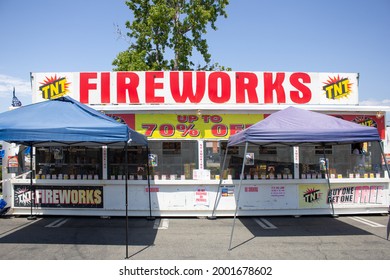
[136, 114, 264, 139]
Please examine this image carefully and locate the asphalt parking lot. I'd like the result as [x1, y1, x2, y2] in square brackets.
[0, 214, 389, 260]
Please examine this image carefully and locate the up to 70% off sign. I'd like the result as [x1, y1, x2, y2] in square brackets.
[140, 114, 255, 138]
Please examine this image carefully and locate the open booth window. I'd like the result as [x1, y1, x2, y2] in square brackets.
[8, 145, 31, 177]
[35, 146, 102, 179]
[204, 141, 222, 179]
[108, 146, 148, 180]
[148, 140, 198, 179]
[207, 141, 294, 179]
[299, 142, 385, 178]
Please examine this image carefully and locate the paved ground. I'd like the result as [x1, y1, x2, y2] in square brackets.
[0, 214, 389, 260]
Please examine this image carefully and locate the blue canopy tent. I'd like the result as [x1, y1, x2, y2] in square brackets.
[0, 96, 149, 258]
[208, 106, 388, 250]
[0, 96, 147, 147]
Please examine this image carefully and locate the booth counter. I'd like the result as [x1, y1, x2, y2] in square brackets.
[9, 176, 389, 216]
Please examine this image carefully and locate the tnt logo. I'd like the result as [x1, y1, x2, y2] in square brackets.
[352, 116, 377, 128]
[303, 188, 322, 203]
[39, 75, 70, 99]
[323, 75, 353, 100]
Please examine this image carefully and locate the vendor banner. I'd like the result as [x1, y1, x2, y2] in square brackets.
[14, 185, 103, 208]
[136, 113, 263, 139]
[31, 71, 359, 106]
[332, 114, 386, 139]
[112, 112, 385, 140]
[299, 184, 386, 208]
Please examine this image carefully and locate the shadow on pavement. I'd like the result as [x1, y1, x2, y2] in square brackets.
[239, 215, 372, 237]
[227, 215, 377, 250]
[0, 216, 157, 246]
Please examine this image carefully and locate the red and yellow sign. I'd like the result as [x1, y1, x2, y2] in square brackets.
[331, 114, 385, 139]
[323, 75, 353, 100]
[39, 75, 71, 99]
[136, 114, 263, 139]
[112, 112, 385, 140]
[32, 71, 360, 105]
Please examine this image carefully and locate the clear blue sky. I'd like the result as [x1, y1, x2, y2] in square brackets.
[1, 0, 389, 121]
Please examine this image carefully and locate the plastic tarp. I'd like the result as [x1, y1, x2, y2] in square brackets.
[0, 96, 147, 147]
[228, 106, 380, 147]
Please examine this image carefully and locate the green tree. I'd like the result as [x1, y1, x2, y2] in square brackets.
[113, 0, 229, 71]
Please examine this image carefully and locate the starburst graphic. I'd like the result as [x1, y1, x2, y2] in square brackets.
[14, 187, 29, 195]
[303, 188, 322, 203]
[39, 75, 71, 99]
[323, 75, 353, 100]
[352, 116, 377, 128]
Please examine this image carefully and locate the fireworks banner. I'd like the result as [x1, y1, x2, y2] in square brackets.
[14, 185, 103, 208]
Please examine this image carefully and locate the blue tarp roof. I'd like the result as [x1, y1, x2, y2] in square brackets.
[0, 96, 147, 147]
[228, 106, 380, 147]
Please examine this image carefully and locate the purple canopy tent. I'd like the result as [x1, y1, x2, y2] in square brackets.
[228, 106, 380, 146]
[207, 106, 388, 250]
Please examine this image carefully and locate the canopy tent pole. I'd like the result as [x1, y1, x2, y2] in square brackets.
[209, 144, 229, 219]
[323, 145, 336, 217]
[125, 142, 129, 259]
[378, 140, 390, 240]
[378, 141, 390, 177]
[146, 146, 155, 220]
[228, 142, 248, 251]
[27, 144, 36, 220]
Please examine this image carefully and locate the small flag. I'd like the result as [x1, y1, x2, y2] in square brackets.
[12, 87, 22, 107]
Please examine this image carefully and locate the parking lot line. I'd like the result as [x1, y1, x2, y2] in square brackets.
[253, 218, 277, 229]
[45, 218, 69, 228]
[349, 216, 386, 227]
[153, 218, 169, 229]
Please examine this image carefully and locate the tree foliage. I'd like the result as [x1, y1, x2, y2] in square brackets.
[113, 0, 230, 71]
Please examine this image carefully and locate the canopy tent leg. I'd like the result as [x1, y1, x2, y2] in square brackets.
[228, 142, 248, 251]
[378, 141, 390, 238]
[125, 143, 129, 259]
[209, 145, 229, 219]
[146, 146, 155, 220]
[323, 145, 336, 217]
[27, 144, 36, 220]
[378, 141, 390, 177]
